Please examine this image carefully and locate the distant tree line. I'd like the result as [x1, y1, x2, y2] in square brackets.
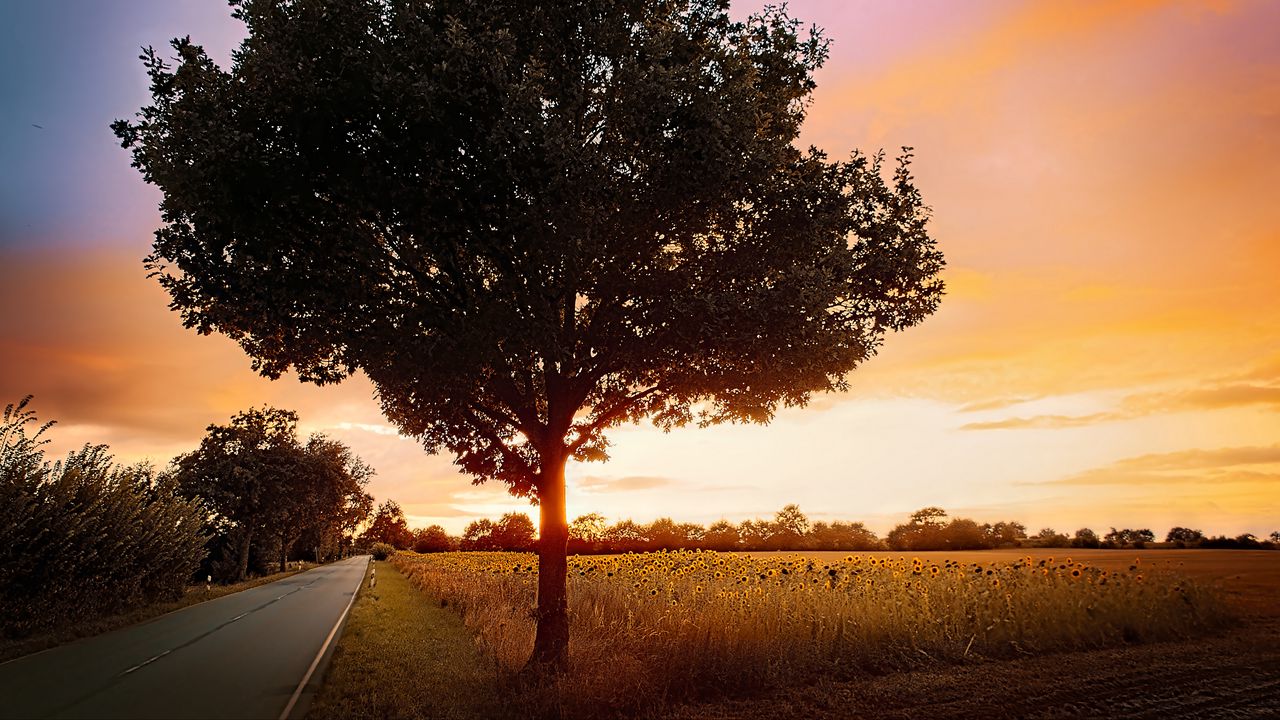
[378, 502, 1279, 554]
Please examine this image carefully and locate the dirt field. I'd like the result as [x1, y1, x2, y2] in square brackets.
[665, 550, 1280, 719]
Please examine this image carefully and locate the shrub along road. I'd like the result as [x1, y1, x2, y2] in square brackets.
[0, 555, 368, 719]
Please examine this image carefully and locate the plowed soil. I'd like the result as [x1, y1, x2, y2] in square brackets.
[666, 550, 1280, 719]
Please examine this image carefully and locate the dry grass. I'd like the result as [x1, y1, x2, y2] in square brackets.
[393, 550, 1230, 718]
[0, 565, 314, 664]
[307, 560, 499, 720]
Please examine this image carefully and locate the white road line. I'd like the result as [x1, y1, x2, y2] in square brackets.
[278, 559, 365, 720]
[122, 650, 170, 675]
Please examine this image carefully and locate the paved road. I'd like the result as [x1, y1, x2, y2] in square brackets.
[0, 556, 369, 719]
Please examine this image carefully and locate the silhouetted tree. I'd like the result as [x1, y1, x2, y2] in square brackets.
[888, 509, 1001, 551]
[1104, 527, 1155, 549]
[645, 518, 684, 551]
[911, 507, 948, 526]
[360, 500, 413, 550]
[280, 434, 374, 570]
[173, 407, 300, 581]
[1071, 528, 1100, 549]
[888, 507, 947, 550]
[1032, 528, 1070, 548]
[461, 519, 502, 551]
[738, 519, 771, 551]
[493, 512, 537, 551]
[702, 520, 742, 551]
[412, 525, 453, 553]
[1165, 526, 1204, 547]
[943, 519, 991, 550]
[568, 513, 608, 553]
[604, 520, 646, 552]
[114, 0, 944, 669]
[808, 520, 882, 550]
[984, 521, 1027, 547]
[767, 504, 811, 549]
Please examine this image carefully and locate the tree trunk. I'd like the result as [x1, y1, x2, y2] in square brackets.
[528, 449, 570, 672]
[237, 526, 254, 582]
[279, 532, 288, 573]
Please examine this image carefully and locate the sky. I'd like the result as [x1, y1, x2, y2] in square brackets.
[1, 0, 1277, 537]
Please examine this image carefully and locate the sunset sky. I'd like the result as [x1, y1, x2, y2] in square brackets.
[2, 0, 1277, 537]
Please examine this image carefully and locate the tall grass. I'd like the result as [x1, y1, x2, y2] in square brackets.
[0, 397, 207, 637]
[394, 550, 1229, 718]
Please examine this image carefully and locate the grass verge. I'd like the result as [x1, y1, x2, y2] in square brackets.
[0, 565, 315, 664]
[307, 560, 500, 720]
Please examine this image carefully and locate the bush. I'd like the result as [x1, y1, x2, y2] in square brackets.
[0, 398, 207, 637]
[371, 542, 396, 561]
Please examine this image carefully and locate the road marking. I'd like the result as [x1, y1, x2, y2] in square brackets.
[122, 650, 170, 675]
[279, 558, 366, 720]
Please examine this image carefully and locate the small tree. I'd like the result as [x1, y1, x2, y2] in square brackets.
[360, 500, 414, 550]
[646, 518, 684, 550]
[173, 407, 300, 581]
[603, 519, 646, 552]
[702, 520, 742, 552]
[738, 519, 772, 551]
[568, 513, 608, 553]
[1072, 528, 1100, 549]
[768, 504, 811, 548]
[1032, 528, 1070, 548]
[825, 521, 882, 550]
[461, 519, 499, 551]
[412, 525, 453, 553]
[910, 507, 948, 527]
[985, 521, 1027, 547]
[1165, 526, 1204, 546]
[493, 512, 537, 551]
[115, 0, 944, 670]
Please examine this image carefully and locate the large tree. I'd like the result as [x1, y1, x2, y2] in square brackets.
[291, 434, 376, 566]
[359, 499, 414, 549]
[114, 0, 944, 669]
[174, 407, 374, 579]
[174, 407, 302, 581]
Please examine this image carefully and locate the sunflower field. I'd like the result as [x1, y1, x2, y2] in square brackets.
[393, 550, 1228, 715]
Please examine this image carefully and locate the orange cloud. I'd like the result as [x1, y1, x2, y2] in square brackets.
[961, 382, 1280, 430]
[576, 475, 675, 493]
[1045, 444, 1280, 485]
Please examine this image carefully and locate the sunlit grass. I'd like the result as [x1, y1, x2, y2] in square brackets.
[308, 560, 498, 720]
[394, 550, 1230, 717]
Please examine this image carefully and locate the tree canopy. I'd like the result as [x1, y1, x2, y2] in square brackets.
[174, 407, 373, 580]
[115, 0, 945, 669]
[359, 499, 413, 549]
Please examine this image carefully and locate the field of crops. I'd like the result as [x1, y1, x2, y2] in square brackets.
[393, 549, 1230, 717]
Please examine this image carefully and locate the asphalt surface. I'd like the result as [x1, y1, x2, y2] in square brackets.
[0, 555, 369, 720]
